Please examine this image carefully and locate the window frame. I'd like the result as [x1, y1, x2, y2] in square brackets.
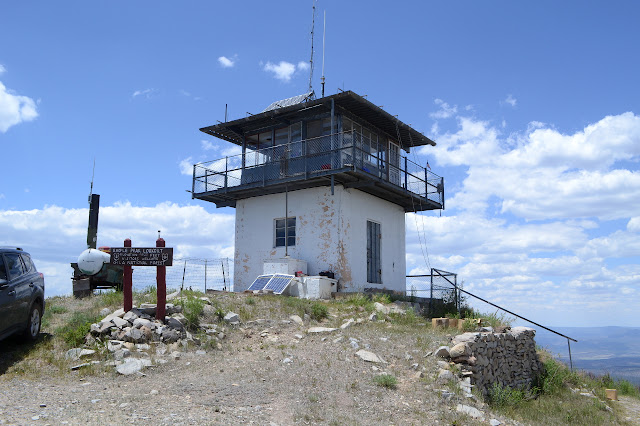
[274, 217, 296, 248]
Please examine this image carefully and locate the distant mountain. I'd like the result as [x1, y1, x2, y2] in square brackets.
[533, 326, 640, 385]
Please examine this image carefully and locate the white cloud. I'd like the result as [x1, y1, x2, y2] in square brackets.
[427, 111, 640, 220]
[218, 55, 237, 68]
[0, 203, 235, 297]
[429, 99, 458, 119]
[201, 140, 216, 151]
[0, 81, 38, 133]
[0, 64, 5, 74]
[503, 94, 517, 107]
[263, 61, 308, 82]
[132, 88, 157, 99]
[179, 157, 193, 175]
[628, 217, 640, 232]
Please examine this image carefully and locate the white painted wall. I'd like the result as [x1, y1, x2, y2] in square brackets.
[234, 186, 406, 293]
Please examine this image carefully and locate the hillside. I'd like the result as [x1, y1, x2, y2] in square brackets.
[0, 290, 638, 425]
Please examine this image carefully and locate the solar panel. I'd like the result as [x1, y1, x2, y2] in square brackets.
[247, 275, 273, 291]
[263, 274, 295, 294]
[262, 92, 314, 112]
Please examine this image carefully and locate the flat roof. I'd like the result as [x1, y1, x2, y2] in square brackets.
[200, 91, 435, 151]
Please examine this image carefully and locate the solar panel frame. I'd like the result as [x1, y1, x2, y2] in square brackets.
[247, 274, 274, 291]
[263, 273, 295, 294]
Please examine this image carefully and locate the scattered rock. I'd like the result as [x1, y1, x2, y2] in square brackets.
[490, 419, 502, 426]
[289, 315, 304, 325]
[307, 327, 337, 333]
[224, 312, 240, 324]
[355, 350, 385, 363]
[456, 404, 484, 420]
[436, 369, 455, 384]
[340, 318, 355, 329]
[434, 346, 450, 358]
[116, 358, 152, 375]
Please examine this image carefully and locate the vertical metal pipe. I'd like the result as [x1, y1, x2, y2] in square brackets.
[404, 157, 408, 189]
[242, 134, 246, 170]
[285, 184, 289, 257]
[191, 165, 196, 197]
[568, 339, 574, 371]
[204, 259, 208, 293]
[331, 175, 334, 195]
[225, 156, 228, 189]
[181, 259, 187, 291]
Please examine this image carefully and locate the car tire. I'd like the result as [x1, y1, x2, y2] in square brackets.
[22, 303, 42, 342]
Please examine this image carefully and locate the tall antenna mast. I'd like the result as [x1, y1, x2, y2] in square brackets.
[321, 10, 326, 97]
[308, 0, 316, 94]
[88, 158, 95, 204]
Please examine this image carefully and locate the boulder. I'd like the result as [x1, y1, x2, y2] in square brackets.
[112, 317, 129, 328]
[373, 302, 390, 314]
[340, 318, 355, 330]
[434, 346, 450, 358]
[436, 368, 455, 384]
[355, 350, 385, 363]
[289, 315, 304, 325]
[133, 318, 152, 329]
[116, 358, 152, 375]
[449, 342, 471, 358]
[223, 312, 240, 324]
[456, 404, 484, 421]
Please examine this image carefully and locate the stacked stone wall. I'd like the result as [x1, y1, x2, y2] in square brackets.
[444, 327, 542, 394]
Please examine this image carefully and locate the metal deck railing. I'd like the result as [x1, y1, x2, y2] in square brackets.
[192, 131, 444, 207]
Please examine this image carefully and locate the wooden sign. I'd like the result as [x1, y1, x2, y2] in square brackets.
[110, 247, 173, 266]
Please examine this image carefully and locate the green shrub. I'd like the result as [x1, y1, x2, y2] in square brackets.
[488, 383, 527, 408]
[180, 296, 206, 330]
[310, 303, 328, 321]
[245, 297, 256, 305]
[371, 293, 391, 304]
[57, 312, 100, 347]
[48, 305, 68, 315]
[374, 374, 398, 389]
[616, 379, 640, 397]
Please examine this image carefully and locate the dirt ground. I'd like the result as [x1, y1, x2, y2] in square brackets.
[0, 292, 638, 425]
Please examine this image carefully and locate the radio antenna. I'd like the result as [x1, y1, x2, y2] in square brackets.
[321, 10, 326, 97]
[308, 0, 316, 94]
[88, 158, 95, 204]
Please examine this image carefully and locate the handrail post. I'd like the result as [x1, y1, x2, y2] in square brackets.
[351, 130, 356, 170]
[567, 339, 574, 371]
[404, 156, 408, 189]
[192, 164, 196, 197]
[224, 156, 228, 189]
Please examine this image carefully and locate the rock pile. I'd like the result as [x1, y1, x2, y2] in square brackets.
[79, 297, 239, 375]
[435, 326, 542, 395]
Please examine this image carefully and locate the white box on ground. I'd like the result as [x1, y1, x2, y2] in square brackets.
[288, 276, 336, 299]
[263, 258, 307, 275]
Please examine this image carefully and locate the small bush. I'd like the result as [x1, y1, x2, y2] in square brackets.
[616, 379, 640, 397]
[180, 296, 206, 330]
[57, 312, 100, 347]
[371, 293, 391, 305]
[99, 290, 124, 307]
[48, 305, 68, 315]
[245, 297, 256, 305]
[488, 383, 527, 408]
[374, 374, 398, 389]
[310, 303, 328, 321]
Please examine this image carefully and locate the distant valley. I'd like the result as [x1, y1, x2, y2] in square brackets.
[533, 326, 640, 385]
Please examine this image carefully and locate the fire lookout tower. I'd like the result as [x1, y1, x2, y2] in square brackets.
[191, 91, 444, 293]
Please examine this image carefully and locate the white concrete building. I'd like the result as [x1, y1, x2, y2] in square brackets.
[192, 91, 444, 294]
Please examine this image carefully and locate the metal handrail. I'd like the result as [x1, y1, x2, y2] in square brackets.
[194, 131, 443, 204]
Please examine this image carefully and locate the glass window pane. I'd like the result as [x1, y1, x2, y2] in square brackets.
[287, 236, 296, 246]
[0, 256, 7, 281]
[5, 253, 24, 280]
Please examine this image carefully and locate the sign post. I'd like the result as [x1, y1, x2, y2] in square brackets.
[110, 242, 173, 321]
[156, 237, 166, 321]
[123, 238, 133, 312]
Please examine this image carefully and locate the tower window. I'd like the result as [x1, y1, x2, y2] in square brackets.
[275, 217, 296, 247]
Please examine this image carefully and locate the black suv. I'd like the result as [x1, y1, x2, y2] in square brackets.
[0, 247, 45, 342]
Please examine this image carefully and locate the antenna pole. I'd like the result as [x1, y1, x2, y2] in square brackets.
[321, 10, 326, 97]
[89, 158, 95, 204]
[308, 0, 316, 94]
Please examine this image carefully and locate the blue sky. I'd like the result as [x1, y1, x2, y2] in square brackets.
[1, 1, 639, 327]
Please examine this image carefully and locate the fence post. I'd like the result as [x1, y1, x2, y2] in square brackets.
[429, 269, 434, 317]
[123, 238, 133, 312]
[156, 237, 166, 322]
[204, 259, 208, 293]
[404, 157, 408, 189]
[181, 260, 187, 291]
[221, 259, 227, 291]
[224, 156, 228, 189]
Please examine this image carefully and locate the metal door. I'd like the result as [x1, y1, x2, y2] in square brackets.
[367, 221, 382, 284]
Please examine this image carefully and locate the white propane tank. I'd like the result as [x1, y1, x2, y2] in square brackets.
[77, 248, 111, 275]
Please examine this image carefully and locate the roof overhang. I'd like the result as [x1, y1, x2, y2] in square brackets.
[200, 91, 435, 151]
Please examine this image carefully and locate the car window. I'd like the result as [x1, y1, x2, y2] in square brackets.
[0, 256, 7, 281]
[5, 253, 25, 280]
[21, 254, 36, 273]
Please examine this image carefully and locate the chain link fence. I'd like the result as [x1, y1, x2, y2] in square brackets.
[129, 258, 232, 293]
[406, 269, 462, 318]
